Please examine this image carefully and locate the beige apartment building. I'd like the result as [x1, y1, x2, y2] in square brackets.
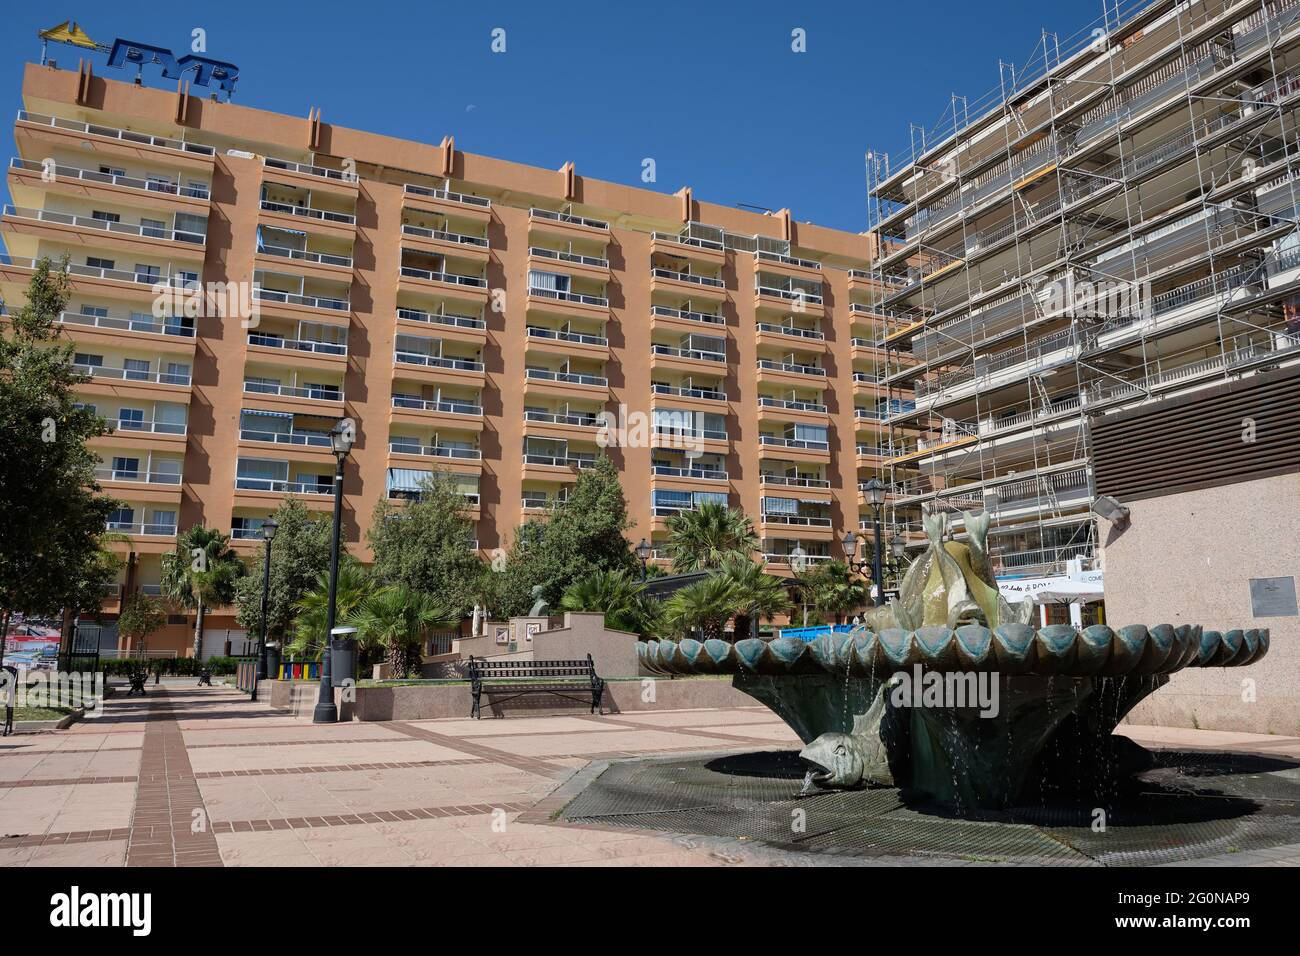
[1, 60, 909, 654]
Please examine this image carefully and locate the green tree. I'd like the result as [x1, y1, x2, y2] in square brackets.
[721, 557, 792, 641]
[346, 584, 455, 679]
[498, 455, 637, 614]
[662, 574, 739, 641]
[559, 569, 659, 635]
[286, 556, 370, 659]
[367, 471, 484, 616]
[161, 525, 245, 659]
[665, 502, 758, 572]
[233, 499, 332, 645]
[0, 256, 121, 655]
[116, 593, 168, 650]
[802, 560, 869, 623]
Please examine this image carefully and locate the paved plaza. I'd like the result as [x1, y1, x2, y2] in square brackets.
[1, 684, 1297, 867]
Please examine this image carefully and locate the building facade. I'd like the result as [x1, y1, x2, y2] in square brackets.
[866, 0, 1300, 603]
[1, 61, 907, 652]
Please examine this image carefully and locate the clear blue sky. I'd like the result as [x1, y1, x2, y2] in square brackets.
[1, 0, 1106, 233]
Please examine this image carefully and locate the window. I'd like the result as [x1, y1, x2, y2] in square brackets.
[527, 270, 569, 293]
[86, 257, 115, 271]
[117, 408, 145, 430]
[80, 305, 108, 318]
[149, 510, 176, 534]
[134, 264, 160, 282]
[175, 270, 200, 289]
[73, 352, 103, 368]
[173, 213, 208, 241]
[244, 376, 281, 394]
[91, 210, 121, 223]
[99, 165, 126, 178]
[146, 175, 174, 193]
[107, 507, 135, 529]
[140, 218, 165, 239]
[163, 362, 190, 386]
[123, 359, 151, 381]
[111, 456, 140, 479]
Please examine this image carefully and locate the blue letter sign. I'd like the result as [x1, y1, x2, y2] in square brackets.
[106, 39, 240, 96]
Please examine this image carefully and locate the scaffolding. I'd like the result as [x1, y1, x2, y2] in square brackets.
[863, 0, 1300, 583]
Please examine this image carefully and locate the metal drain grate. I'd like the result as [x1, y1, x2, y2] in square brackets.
[560, 749, 1300, 866]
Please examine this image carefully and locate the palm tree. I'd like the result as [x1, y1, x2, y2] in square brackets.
[665, 501, 758, 572]
[662, 574, 739, 641]
[346, 584, 455, 679]
[161, 525, 244, 660]
[720, 557, 792, 641]
[560, 569, 656, 634]
[286, 556, 370, 659]
[810, 560, 870, 623]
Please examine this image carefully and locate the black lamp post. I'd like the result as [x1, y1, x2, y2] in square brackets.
[254, 516, 278, 690]
[313, 419, 354, 724]
[858, 478, 887, 606]
[636, 538, 651, 580]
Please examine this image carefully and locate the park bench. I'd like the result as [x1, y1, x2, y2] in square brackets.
[125, 668, 149, 697]
[197, 668, 212, 686]
[466, 654, 604, 719]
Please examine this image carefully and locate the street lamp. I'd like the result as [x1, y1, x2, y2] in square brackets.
[254, 516, 279, 691]
[313, 419, 354, 724]
[861, 478, 886, 606]
[636, 538, 651, 580]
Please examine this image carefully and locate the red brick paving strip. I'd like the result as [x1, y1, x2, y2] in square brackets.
[125, 687, 224, 867]
[385, 721, 568, 776]
[209, 800, 536, 833]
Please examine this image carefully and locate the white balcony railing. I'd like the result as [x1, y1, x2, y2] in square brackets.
[404, 224, 489, 248]
[17, 110, 215, 157]
[529, 207, 608, 230]
[400, 265, 487, 288]
[94, 466, 182, 485]
[396, 307, 485, 330]
[242, 381, 343, 402]
[652, 344, 726, 363]
[248, 332, 347, 356]
[4, 205, 205, 244]
[59, 310, 195, 338]
[264, 156, 357, 183]
[394, 350, 484, 372]
[259, 199, 355, 225]
[529, 246, 607, 268]
[651, 305, 724, 326]
[252, 286, 349, 312]
[524, 368, 608, 388]
[526, 326, 608, 347]
[388, 440, 482, 460]
[258, 244, 353, 268]
[9, 157, 210, 199]
[403, 183, 491, 208]
[74, 363, 190, 387]
[391, 395, 483, 416]
[106, 520, 178, 536]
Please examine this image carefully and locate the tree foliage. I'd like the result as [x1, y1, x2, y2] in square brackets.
[345, 584, 455, 678]
[285, 556, 370, 659]
[0, 256, 121, 650]
[559, 569, 660, 636]
[161, 525, 245, 659]
[233, 498, 332, 642]
[367, 471, 484, 617]
[497, 455, 637, 615]
[664, 502, 758, 572]
[116, 593, 168, 646]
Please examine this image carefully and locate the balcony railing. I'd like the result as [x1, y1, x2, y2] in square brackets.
[757, 359, 826, 376]
[259, 199, 355, 225]
[757, 323, 824, 340]
[106, 520, 177, 536]
[530, 207, 609, 230]
[17, 110, 215, 157]
[400, 265, 487, 288]
[391, 395, 482, 416]
[652, 465, 728, 481]
[760, 435, 830, 451]
[652, 383, 725, 401]
[9, 157, 210, 199]
[394, 350, 484, 372]
[991, 543, 1095, 572]
[109, 417, 187, 435]
[755, 249, 821, 269]
[764, 552, 833, 565]
[527, 285, 609, 307]
[94, 466, 182, 485]
[403, 183, 491, 208]
[651, 305, 724, 326]
[523, 453, 598, 469]
[525, 410, 601, 427]
[74, 363, 190, 386]
[58, 310, 195, 338]
[757, 396, 827, 413]
[529, 246, 608, 268]
[0, 255, 198, 289]
[243, 381, 343, 402]
[526, 326, 608, 347]
[404, 224, 489, 248]
[258, 244, 353, 268]
[240, 427, 331, 448]
[253, 287, 349, 311]
[652, 267, 724, 288]
[388, 440, 483, 460]
[650, 230, 724, 251]
[760, 512, 832, 526]
[755, 284, 823, 305]
[4, 205, 206, 244]
[248, 333, 347, 356]
[653, 425, 728, 442]
[264, 156, 357, 183]
[652, 344, 725, 363]
[760, 474, 830, 488]
[525, 368, 608, 387]
[396, 307, 485, 330]
[235, 477, 332, 495]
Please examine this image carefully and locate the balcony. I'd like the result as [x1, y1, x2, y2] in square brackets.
[252, 285, 350, 319]
[0, 256, 196, 304]
[526, 283, 610, 319]
[106, 518, 178, 539]
[15, 110, 215, 170]
[650, 343, 726, 374]
[650, 383, 727, 408]
[529, 207, 610, 243]
[759, 473, 833, 502]
[263, 156, 359, 198]
[399, 263, 489, 305]
[2, 205, 206, 260]
[403, 183, 492, 222]
[242, 380, 343, 410]
[651, 464, 728, 484]
[56, 310, 195, 353]
[401, 223, 490, 263]
[393, 348, 485, 385]
[525, 325, 610, 360]
[756, 395, 829, 427]
[522, 409, 604, 441]
[524, 367, 609, 399]
[650, 266, 726, 301]
[390, 394, 483, 423]
[521, 451, 600, 482]
[94, 416, 187, 451]
[395, 306, 486, 340]
[75, 361, 190, 391]
[755, 359, 828, 388]
[247, 331, 347, 369]
[649, 231, 726, 267]
[759, 510, 834, 537]
[755, 275, 824, 316]
[754, 248, 822, 282]
[758, 434, 831, 463]
[649, 305, 725, 333]
[755, 323, 826, 351]
[527, 246, 609, 281]
[258, 197, 356, 239]
[94, 464, 182, 490]
[388, 439, 483, 472]
[9, 157, 210, 212]
[255, 242, 353, 280]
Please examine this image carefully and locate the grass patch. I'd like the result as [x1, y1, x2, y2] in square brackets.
[12, 705, 74, 721]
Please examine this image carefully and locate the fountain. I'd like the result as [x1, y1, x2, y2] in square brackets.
[638, 511, 1270, 810]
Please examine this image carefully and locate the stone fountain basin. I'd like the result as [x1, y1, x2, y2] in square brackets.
[638, 624, 1268, 679]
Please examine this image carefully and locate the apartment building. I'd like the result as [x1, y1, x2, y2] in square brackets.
[866, 0, 1300, 606]
[0, 59, 907, 650]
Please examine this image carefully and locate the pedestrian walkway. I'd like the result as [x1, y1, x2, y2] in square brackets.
[0, 684, 1296, 867]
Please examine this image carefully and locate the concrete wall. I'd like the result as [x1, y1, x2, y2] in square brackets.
[1103, 472, 1299, 735]
[531, 612, 641, 677]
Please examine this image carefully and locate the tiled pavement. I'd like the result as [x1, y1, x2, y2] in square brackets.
[0, 683, 1297, 867]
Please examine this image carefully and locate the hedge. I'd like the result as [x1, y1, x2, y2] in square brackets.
[101, 656, 254, 677]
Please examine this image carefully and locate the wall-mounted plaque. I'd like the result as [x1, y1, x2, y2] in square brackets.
[1249, 576, 1298, 618]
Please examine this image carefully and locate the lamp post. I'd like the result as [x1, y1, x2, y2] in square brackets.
[254, 516, 279, 693]
[863, 478, 887, 606]
[313, 419, 354, 724]
[636, 538, 651, 580]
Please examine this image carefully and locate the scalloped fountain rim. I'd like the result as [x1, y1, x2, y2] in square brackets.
[638, 624, 1269, 678]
